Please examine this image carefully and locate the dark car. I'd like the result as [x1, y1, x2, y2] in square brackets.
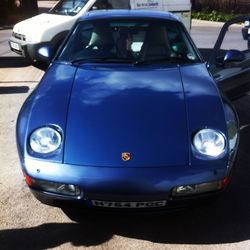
[17, 10, 241, 211]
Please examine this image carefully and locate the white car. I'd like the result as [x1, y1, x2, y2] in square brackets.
[9, 0, 191, 62]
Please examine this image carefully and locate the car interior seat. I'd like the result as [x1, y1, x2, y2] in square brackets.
[139, 24, 171, 61]
[88, 23, 114, 51]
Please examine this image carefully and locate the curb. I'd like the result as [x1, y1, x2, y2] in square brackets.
[192, 18, 243, 28]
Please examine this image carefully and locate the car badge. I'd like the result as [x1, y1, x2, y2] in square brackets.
[122, 152, 131, 162]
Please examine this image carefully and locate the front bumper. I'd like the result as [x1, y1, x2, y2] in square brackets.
[9, 36, 48, 61]
[22, 157, 231, 210]
[31, 188, 222, 213]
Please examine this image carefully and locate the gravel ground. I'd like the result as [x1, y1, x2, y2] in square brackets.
[1, 79, 250, 250]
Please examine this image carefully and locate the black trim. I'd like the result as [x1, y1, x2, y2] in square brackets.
[171, 11, 191, 13]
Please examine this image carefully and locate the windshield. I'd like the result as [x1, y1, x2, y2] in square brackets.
[49, 0, 88, 16]
[58, 18, 201, 64]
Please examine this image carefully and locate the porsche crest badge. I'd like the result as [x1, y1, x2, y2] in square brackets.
[122, 152, 131, 162]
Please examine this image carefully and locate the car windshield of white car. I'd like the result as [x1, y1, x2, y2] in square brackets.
[49, 0, 88, 16]
[58, 18, 201, 65]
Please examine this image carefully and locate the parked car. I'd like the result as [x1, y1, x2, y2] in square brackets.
[17, 10, 244, 211]
[9, 0, 191, 62]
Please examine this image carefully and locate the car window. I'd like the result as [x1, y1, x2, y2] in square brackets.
[58, 18, 200, 64]
[90, 0, 130, 10]
[49, 0, 89, 16]
[210, 20, 250, 78]
[91, 0, 113, 10]
[208, 17, 250, 99]
[217, 22, 249, 62]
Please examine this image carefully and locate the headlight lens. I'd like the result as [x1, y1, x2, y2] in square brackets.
[30, 127, 62, 154]
[244, 20, 250, 27]
[193, 129, 226, 157]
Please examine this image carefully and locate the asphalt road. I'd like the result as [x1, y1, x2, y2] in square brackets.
[1, 18, 250, 250]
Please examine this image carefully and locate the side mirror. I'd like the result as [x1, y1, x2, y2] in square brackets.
[223, 49, 244, 63]
[37, 46, 53, 64]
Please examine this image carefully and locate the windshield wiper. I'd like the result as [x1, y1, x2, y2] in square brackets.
[70, 58, 133, 65]
[134, 57, 194, 66]
[70, 58, 107, 65]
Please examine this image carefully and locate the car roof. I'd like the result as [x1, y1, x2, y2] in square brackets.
[78, 9, 180, 23]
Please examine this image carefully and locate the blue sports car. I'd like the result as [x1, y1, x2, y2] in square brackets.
[17, 10, 241, 211]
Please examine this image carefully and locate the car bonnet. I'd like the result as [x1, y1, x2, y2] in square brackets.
[64, 64, 189, 167]
[13, 13, 72, 36]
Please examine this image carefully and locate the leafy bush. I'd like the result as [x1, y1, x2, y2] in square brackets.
[192, 10, 237, 22]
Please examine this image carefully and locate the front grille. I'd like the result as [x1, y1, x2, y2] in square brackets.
[12, 32, 26, 41]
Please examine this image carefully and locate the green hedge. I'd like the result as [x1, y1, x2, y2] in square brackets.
[192, 10, 237, 22]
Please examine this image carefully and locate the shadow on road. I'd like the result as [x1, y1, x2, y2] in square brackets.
[0, 86, 29, 94]
[0, 97, 250, 249]
[0, 56, 48, 71]
[0, 175, 250, 249]
[0, 57, 30, 68]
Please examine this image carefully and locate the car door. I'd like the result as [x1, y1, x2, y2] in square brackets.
[208, 15, 250, 100]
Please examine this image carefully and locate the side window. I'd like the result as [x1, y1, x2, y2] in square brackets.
[208, 17, 250, 99]
[222, 22, 249, 51]
[108, 0, 130, 9]
[216, 22, 249, 67]
[59, 24, 94, 60]
[91, 0, 113, 10]
[210, 21, 250, 76]
[91, 0, 130, 10]
[167, 24, 198, 61]
[50, 0, 87, 16]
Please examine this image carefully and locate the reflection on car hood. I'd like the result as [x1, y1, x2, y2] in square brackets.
[64, 65, 189, 167]
[25, 63, 227, 167]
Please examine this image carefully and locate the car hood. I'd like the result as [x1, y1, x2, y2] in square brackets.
[24, 63, 227, 167]
[64, 65, 189, 167]
[13, 13, 72, 36]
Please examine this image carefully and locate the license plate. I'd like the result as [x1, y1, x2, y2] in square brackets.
[91, 200, 167, 208]
[10, 42, 21, 51]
